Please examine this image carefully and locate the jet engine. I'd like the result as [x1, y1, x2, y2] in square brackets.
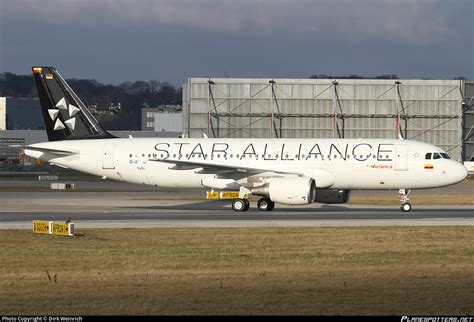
[252, 177, 316, 205]
[314, 189, 351, 204]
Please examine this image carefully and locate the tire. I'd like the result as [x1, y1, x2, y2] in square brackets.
[232, 198, 248, 212]
[243, 199, 250, 210]
[257, 198, 274, 211]
[267, 201, 275, 211]
[401, 203, 412, 212]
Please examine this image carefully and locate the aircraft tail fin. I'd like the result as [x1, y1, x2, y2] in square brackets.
[32, 66, 115, 141]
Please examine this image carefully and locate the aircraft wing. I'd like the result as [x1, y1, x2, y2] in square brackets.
[149, 158, 292, 175]
[148, 158, 335, 188]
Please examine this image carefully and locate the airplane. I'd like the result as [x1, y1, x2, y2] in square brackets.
[25, 66, 469, 213]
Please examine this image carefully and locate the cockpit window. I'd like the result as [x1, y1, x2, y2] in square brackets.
[440, 153, 450, 159]
[425, 153, 432, 160]
[433, 153, 441, 159]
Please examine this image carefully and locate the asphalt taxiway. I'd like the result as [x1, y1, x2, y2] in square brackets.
[0, 175, 472, 228]
[0, 190, 472, 228]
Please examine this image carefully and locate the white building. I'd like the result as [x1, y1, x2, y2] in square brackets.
[0, 97, 5, 130]
[141, 107, 182, 136]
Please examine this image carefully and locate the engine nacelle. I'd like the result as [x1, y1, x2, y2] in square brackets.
[314, 189, 351, 204]
[252, 177, 316, 205]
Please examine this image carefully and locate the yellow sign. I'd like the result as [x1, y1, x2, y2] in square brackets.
[46, 74, 54, 80]
[207, 191, 249, 199]
[33, 221, 50, 234]
[220, 191, 249, 199]
[51, 222, 70, 236]
[206, 191, 219, 199]
[424, 164, 434, 169]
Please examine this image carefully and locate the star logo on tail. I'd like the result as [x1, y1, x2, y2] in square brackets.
[48, 97, 79, 131]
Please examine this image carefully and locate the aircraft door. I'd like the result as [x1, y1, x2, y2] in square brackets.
[102, 143, 116, 169]
[395, 144, 408, 171]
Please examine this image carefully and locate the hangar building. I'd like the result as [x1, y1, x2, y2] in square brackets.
[183, 78, 471, 161]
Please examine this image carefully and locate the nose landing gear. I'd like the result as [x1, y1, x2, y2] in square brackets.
[399, 189, 412, 212]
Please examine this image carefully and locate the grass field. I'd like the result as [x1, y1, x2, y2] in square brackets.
[0, 227, 473, 315]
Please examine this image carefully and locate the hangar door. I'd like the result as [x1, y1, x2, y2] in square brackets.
[102, 143, 116, 169]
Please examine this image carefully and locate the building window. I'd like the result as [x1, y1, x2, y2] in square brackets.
[146, 122, 154, 128]
[146, 112, 153, 118]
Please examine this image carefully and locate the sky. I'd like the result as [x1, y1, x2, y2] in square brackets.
[1, 0, 473, 86]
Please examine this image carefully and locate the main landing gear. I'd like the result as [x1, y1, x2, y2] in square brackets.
[232, 198, 250, 212]
[257, 198, 275, 211]
[232, 197, 275, 212]
[399, 189, 412, 212]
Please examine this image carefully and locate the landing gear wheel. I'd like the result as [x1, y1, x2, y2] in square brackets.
[401, 203, 412, 212]
[232, 198, 249, 212]
[257, 198, 275, 211]
[398, 189, 412, 213]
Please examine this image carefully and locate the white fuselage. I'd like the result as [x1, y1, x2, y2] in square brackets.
[25, 138, 468, 191]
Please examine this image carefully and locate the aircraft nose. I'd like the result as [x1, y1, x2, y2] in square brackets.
[452, 161, 469, 183]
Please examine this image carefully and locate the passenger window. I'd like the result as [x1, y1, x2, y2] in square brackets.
[129, 154, 132, 158]
[433, 153, 441, 159]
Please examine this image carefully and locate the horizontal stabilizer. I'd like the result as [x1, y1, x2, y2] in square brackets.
[24, 145, 78, 156]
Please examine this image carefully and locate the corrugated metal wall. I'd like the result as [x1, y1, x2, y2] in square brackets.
[463, 81, 474, 160]
[183, 78, 464, 160]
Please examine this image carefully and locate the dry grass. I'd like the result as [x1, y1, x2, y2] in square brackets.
[0, 227, 473, 315]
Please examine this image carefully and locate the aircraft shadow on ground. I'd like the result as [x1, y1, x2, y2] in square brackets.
[120, 200, 419, 213]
